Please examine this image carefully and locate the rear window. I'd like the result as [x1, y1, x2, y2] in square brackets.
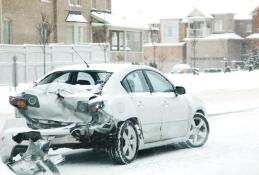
[37, 71, 112, 85]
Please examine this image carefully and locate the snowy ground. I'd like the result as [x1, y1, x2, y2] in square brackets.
[0, 70, 259, 175]
[55, 109, 259, 175]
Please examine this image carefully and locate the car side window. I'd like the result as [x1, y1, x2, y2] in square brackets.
[145, 70, 174, 93]
[38, 71, 71, 85]
[52, 72, 70, 83]
[76, 72, 95, 85]
[122, 71, 150, 93]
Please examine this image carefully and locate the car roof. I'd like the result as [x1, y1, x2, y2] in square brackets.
[47, 63, 154, 74]
[36, 63, 159, 83]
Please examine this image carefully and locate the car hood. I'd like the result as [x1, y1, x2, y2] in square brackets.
[20, 83, 98, 123]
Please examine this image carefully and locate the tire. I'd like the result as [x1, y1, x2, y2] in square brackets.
[186, 113, 209, 148]
[108, 120, 139, 164]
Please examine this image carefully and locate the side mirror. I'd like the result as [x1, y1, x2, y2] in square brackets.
[175, 86, 186, 95]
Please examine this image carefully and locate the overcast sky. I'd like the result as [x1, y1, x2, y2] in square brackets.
[112, 0, 259, 23]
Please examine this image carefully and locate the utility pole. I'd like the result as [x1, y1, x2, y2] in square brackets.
[12, 56, 18, 90]
[190, 27, 198, 75]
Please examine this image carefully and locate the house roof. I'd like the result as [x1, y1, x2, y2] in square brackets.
[246, 33, 259, 39]
[66, 11, 88, 23]
[143, 25, 160, 31]
[144, 42, 185, 47]
[234, 14, 252, 20]
[187, 8, 213, 19]
[185, 33, 243, 41]
[204, 33, 243, 40]
[91, 11, 144, 30]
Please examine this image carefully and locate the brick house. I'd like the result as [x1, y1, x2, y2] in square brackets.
[251, 6, 259, 33]
[0, 0, 143, 63]
[0, 0, 105, 44]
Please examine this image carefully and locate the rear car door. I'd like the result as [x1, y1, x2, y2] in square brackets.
[121, 70, 162, 143]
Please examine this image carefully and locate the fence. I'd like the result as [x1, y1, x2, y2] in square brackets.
[0, 44, 110, 86]
[110, 51, 144, 63]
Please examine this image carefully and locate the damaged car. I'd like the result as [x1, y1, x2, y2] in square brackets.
[0, 64, 209, 167]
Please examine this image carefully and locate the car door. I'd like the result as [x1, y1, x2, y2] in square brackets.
[144, 70, 189, 140]
[121, 70, 162, 143]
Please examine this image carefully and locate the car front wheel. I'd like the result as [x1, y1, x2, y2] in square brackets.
[186, 113, 209, 148]
[108, 120, 139, 164]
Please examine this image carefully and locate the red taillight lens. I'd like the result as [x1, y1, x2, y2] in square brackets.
[9, 96, 27, 109]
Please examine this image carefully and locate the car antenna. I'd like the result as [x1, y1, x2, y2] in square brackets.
[72, 47, 90, 68]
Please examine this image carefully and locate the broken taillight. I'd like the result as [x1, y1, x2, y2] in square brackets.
[9, 96, 27, 109]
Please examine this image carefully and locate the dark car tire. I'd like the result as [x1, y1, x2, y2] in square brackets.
[186, 113, 209, 148]
[108, 120, 139, 164]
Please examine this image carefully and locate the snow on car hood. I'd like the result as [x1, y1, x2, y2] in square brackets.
[21, 83, 99, 123]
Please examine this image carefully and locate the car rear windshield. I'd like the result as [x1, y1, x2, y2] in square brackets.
[37, 71, 112, 86]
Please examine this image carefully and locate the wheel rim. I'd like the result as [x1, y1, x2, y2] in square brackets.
[122, 124, 137, 160]
[188, 117, 208, 146]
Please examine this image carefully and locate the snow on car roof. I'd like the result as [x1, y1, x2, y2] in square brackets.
[49, 63, 150, 73]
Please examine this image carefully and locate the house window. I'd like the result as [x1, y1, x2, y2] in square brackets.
[127, 31, 142, 52]
[92, 0, 96, 9]
[190, 21, 202, 29]
[164, 24, 174, 38]
[214, 20, 223, 32]
[111, 31, 124, 51]
[3, 19, 12, 44]
[69, 0, 80, 6]
[66, 25, 85, 44]
[247, 24, 252, 33]
[105, 0, 111, 11]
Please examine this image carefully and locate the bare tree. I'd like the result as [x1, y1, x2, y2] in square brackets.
[149, 25, 160, 68]
[36, 12, 53, 74]
[93, 24, 109, 63]
[157, 48, 167, 71]
[219, 38, 228, 69]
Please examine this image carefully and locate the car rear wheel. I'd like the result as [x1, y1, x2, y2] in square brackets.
[186, 113, 209, 148]
[108, 120, 139, 164]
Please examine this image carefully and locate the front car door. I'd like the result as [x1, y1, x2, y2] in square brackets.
[121, 70, 162, 143]
[144, 70, 189, 140]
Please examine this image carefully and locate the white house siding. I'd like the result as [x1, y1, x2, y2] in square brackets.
[160, 19, 180, 43]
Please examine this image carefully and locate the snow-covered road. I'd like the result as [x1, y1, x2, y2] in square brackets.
[55, 108, 259, 175]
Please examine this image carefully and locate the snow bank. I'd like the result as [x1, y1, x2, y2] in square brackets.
[166, 70, 259, 115]
[0, 162, 15, 175]
[166, 70, 259, 92]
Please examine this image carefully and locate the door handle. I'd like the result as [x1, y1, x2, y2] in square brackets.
[137, 101, 144, 107]
[163, 101, 169, 108]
